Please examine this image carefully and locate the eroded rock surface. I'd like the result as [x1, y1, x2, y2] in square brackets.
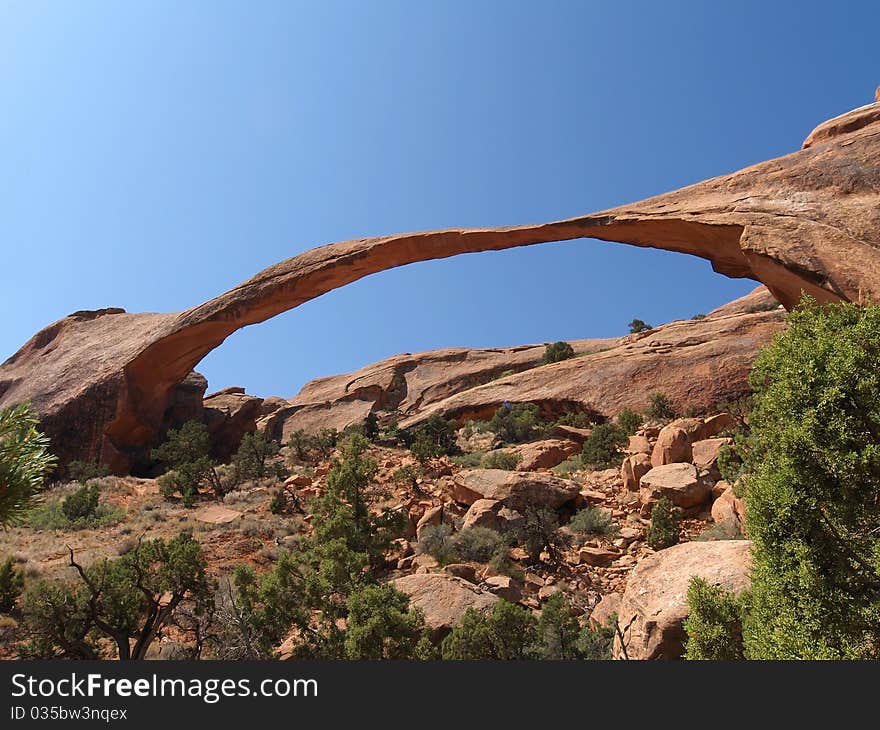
[2, 99, 877, 471]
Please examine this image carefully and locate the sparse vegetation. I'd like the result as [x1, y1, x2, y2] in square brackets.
[568, 506, 618, 536]
[481, 450, 520, 470]
[441, 601, 537, 660]
[67, 460, 111, 484]
[543, 341, 575, 364]
[646, 392, 676, 421]
[580, 422, 626, 467]
[646, 498, 679, 550]
[489, 403, 540, 444]
[628, 319, 652, 334]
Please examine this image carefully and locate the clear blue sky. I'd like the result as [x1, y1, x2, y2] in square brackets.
[2, 1, 878, 398]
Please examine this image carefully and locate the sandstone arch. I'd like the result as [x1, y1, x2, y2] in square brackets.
[1, 100, 878, 472]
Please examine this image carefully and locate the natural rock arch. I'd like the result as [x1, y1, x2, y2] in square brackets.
[1, 99, 879, 472]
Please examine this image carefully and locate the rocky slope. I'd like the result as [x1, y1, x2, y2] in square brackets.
[1, 96, 877, 472]
[261, 285, 784, 437]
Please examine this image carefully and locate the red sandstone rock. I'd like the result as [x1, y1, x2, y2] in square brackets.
[612, 540, 752, 660]
[2, 99, 878, 472]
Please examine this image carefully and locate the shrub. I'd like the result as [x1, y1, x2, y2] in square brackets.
[551, 411, 592, 429]
[67, 460, 111, 484]
[683, 577, 748, 660]
[344, 584, 431, 659]
[441, 601, 537, 660]
[27, 490, 124, 531]
[449, 452, 484, 468]
[692, 313, 707, 320]
[489, 403, 539, 444]
[742, 298, 880, 659]
[0, 556, 24, 613]
[695, 519, 743, 542]
[543, 341, 575, 365]
[392, 465, 420, 489]
[533, 593, 582, 659]
[628, 319, 652, 334]
[61, 483, 100, 522]
[616, 408, 643, 436]
[580, 423, 626, 467]
[416, 524, 457, 565]
[520, 507, 564, 564]
[268, 488, 288, 515]
[568, 507, 618, 536]
[0, 404, 57, 527]
[646, 498, 680, 550]
[408, 414, 459, 462]
[481, 451, 520, 470]
[362, 412, 380, 442]
[451, 527, 508, 563]
[646, 392, 676, 421]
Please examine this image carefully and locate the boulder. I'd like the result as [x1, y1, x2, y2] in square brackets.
[621, 453, 652, 492]
[627, 435, 652, 455]
[639, 463, 713, 513]
[711, 485, 747, 527]
[193, 505, 243, 525]
[589, 593, 621, 630]
[506, 439, 580, 471]
[451, 469, 580, 510]
[415, 505, 445, 540]
[692, 437, 733, 479]
[549, 424, 593, 444]
[651, 425, 692, 467]
[579, 547, 619, 567]
[390, 573, 499, 638]
[483, 575, 523, 603]
[202, 389, 264, 462]
[461, 499, 502, 530]
[613, 540, 752, 659]
[702, 413, 735, 438]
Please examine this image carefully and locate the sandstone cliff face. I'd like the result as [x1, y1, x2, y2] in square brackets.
[264, 286, 783, 436]
[0, 99, 876, 471]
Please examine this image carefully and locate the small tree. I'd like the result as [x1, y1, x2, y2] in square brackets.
[362, 412, 380, 443]
[61, 483, 100, 522]
[0, 403, 57, 527]
[646, 498, 680, 550]
[232, 432, 281, 481]
[616, 408, 643, 436]
[646, 392, 676, 421]
[489, 403, 540, 444]
[742, 298, 880, 659]
[580, 422, 626, 467]
[153, 420, 223, 505]
[441, 601, 537, 660]
[344, 584, 430, 659]
[22, 533, 214, 660]
[533, 593, 581, 659]
[543, 341, 575, 365]
[0, 556, 24, 613]
[683, 577, 747, 660]
[628, 319, 652, 334]
[409, 414, 459, 462]
[521, 506, 564, 565]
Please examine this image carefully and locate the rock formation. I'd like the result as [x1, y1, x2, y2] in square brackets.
[1, 98, 877, 472]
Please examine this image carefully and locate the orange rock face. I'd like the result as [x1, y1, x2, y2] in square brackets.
[1, 99, 877, 472]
